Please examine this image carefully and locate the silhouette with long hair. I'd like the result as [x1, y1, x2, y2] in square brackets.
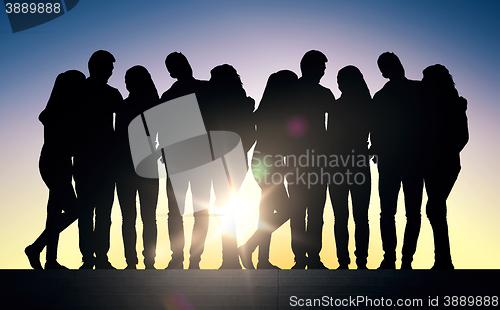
[328, 65, 372, 269]
[287, 50, 335, 269]
[161, 52, 211, 269]
[115, 66, 160, 269]
[422, 64, 469, 269]
[25, 70, 85, 269]
[372, 52, 425, 269]
[73, 50, 123, 269]
[200, 64, 255, 269]
[238, 70, 298, 269]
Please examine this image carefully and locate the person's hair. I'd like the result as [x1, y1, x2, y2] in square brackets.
[165, 52, 192, 79]
[210, 64, 242, 88]
[300, 50, 327, 77]
[125, 65, 158, 96]
[88, 50, 115, 75]
[258, 70, 298, 115]
[377, 52, 404, 79]
[422, 64, 457, 99]
[337, 65, 371, 100]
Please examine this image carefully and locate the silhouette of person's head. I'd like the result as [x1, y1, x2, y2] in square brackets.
[300, 50, 328, 82]
[88, 50, 115, 83]
[422, 64, 455, 90]
[262, 70, 298, 100]
[125, 65, 158, 96]
[165, 52, 193, 80]
[377, 52, 405, 80]
[337, 65, 371, 99]
[41, 70, 85, 124]
[210, 64, 242, 89]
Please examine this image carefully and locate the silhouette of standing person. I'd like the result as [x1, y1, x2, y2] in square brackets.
[160, 52, 211, 269]
[238, 70, 298, 269]
[74, 50, 123, 269]
[372, 52, 425, 269]
[287, 50, 335, 269]
[115, 66, 160, 269]
[201, 64, 255, 269]
[25, 70, 85, 269]
[328, 66, 372, 269]
[422, 64, 468, 269]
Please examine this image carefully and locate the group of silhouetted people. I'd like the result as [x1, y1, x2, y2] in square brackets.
[25, 49, 468, 270]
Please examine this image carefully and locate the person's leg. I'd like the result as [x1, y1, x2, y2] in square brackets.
[305, 183, 327, 268]
[116, 176, 138, 268]
[166, 177, 187, 268]
[329, 181, 350, 268]
[288, 182, 308, 268]
[75, 174, 96, 268]
[350, 166, 371, 269]
[400, 172, 424, 269]
[189, 179, 210, 269]
[138, 177, 159, 269]
[426, 165, 459, 269]
[94, 173, 116, 268]
[378, 163, 401, 269]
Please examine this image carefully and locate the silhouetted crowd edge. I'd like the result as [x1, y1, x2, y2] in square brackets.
[25, 49, 469, 271]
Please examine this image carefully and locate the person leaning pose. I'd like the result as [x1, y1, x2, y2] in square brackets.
[239, 70, 298, 269]
[25, 70, 85, 269]
[421, 64, 469, 269]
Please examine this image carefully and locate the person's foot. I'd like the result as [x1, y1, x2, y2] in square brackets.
[124, 264, 136, 270]
[308, 260, 328, 269]
[378, 259, 396, 269]
[145, 263, 156, 270]
[219, 259, 242, 269]
[165, 258, 183, 269]
[238, 245, 254, 270]
[45, 261, 69, 270]
[291, 260, 307, 269]
[95, 260, 116, 270]
[431, 261, 454, 270]
[337, 264, 349, 270]
[188, 261, 200, 269]
[79, 260, 95, 270]
[400, 261, 413, 269]
[257, 260, 279, 269]
[357, 264, 368, 270]
[25, 245, 42, 270]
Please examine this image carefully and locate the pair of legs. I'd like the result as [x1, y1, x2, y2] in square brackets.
[425, 163, 460, 269]
[74, 159, 116, 269]
[329, 165, 370, 269]
[239, 172, 289, 269]
[288, 180, 328, 269]
[166, 177, 210, 269]
[26, 149, 77, 269]
[116, 173, 159, 269]
[378, 160, 423, 269]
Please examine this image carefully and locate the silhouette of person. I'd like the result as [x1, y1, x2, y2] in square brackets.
[287, 50, 335, 269]
[238, 70, 298, 269]
[422, 64, 468, 269]
[160, 52, 211, 269]
[327, 66, 372, 269]
[200, 64, 255, 269]
[115, 66, 160, 269]
[25, 70, 85, 269]
[371, 52, 425, 269]
[73, 50, 123, 269]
